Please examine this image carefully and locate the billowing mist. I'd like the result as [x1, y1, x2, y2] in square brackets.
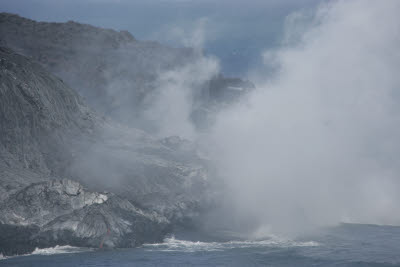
[201, 0, 400, 236]
[143, 55, 219, 139]
[65, 0, 400, 237]
[6, 0, 400, 238]
[91, 0, 400, 236]
[4, 0, 400, 262]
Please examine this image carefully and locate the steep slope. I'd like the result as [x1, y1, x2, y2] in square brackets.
[0, 45, 96, 190]
[0, 43, 212, 219]
[0, 47, 211, 255]
[0, 13, 254, 130]
[0, 13, 196, 122]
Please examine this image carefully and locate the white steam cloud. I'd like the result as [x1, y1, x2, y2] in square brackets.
[141, 18, 219, 139]
[204, 0, 400, 235]
[73, 0, 400, 237]
[143, 56, 219, 139]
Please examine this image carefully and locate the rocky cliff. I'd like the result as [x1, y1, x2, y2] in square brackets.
[0, 179, 169, 256]
[0, 46, 212, 256]
[0, 13, 254, 130]
[0, 13, 196, 122]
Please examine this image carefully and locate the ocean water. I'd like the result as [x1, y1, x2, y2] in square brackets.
[1, 224, 400, 266]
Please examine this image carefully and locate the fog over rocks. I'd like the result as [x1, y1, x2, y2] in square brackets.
[0, 12, 254, 135]
[0, 44, 214, 255]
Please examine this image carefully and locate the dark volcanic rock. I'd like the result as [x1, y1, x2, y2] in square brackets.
[0, 179, 169, 256]
[0, 224, 39, 256]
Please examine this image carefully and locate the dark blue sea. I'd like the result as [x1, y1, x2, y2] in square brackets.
[1, 224, 400, 266]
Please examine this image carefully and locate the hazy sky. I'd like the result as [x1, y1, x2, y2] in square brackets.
[1, 0, 322, 76]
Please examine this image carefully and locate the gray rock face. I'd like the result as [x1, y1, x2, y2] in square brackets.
[0, 12, 197, 125]
[0, 13, 254, 130]
[0, 45, 214, 255]
[1, 179, 109, 227]
[0, 45, 97, 204]
[0, 47, 172, 255]
[0, 45, 97, 176]
[0, 179, 169, 256]
[0, 42, 211, 219]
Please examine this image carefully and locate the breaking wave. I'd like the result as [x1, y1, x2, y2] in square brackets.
[31, 245, 93, 255]
[0, 245, 92, 260]
[142, 235, 319, 252]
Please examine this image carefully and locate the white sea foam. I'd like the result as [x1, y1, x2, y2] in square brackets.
[0, 245, 92, 260]
[31, 245, 92, 255]
[143, 235, 319, 252]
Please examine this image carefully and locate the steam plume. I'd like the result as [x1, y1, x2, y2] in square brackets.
[204, 0, 400, 235]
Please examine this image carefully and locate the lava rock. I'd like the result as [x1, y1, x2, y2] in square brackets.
[0, 179, 169, 256]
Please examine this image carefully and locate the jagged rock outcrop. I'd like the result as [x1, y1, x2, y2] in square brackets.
[0, 179, 169, 256]
[1, 179, 110, 227]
